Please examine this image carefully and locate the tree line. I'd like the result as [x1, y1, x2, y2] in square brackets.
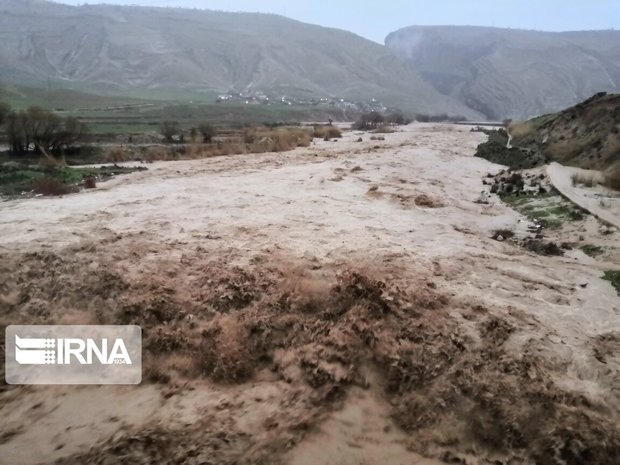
[159, 120, 216, 143]
[0, 103, 88, 154]
[353, 111, 410, 130]
[353, 110, 467, 130]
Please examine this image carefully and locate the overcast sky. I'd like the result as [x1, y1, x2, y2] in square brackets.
[56, 0, 620, 43]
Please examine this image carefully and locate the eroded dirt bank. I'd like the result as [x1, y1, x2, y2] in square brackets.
[0, 125, 618, 465]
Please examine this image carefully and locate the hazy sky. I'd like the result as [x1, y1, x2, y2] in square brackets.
[57, 0, 620, 43]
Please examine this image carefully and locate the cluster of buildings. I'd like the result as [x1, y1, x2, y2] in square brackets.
[215, 92, 386, 112]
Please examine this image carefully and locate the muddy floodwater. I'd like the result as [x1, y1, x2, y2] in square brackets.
[0, 124, 619, 465]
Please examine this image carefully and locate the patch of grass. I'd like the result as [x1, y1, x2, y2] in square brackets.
[502, 192, 586, 229]
[540, 219, 564, 229]
[0, 163, 145, 197]
[581, 245, 604, 258]
[503, 194, 538, 207]
[602, 270, 620, 295]
[545, 205, 585, 221]
[569, 210, 586, 221]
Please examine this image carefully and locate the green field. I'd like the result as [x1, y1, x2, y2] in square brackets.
[0, 84, 346, 137]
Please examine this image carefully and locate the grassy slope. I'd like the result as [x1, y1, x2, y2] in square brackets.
[0, 84, 154, 110]
[514, 93, 620, 170]
[475, 93, 620, 171]
[502, 192, 585, 229]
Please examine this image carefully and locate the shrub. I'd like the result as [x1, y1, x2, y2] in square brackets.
[272, 127, 312, 151]
[198, 123, 216, 143]
[110, 126, 313, 163]
[354, 112, 384, 130]
[159, 121, 181, 142]
[246, 127, 312, 153]
[571, 171, 601, 188]
[189, 127, 198, 142]
[83, 175, 97, 189]
[216, 141, 246, 156]
[32, 177, 75, 196]
[603, 167, 620, 191]
[105, 147, 130, 163]
[313, 125, 342, 139]
[385, 111, 410, 125]
[145, 146, 171, 161]
[580, 244, 604, 257]
[508, 122, 534, 140]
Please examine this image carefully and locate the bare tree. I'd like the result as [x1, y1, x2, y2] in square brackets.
[6, 107, 88, 154]
[385, 111, 409, 125]
[7, 111, 29, 153]
[0, 101, 10, 126]
[198, 123, 216, 143]
[57, 117, 88, 148]
[354, 111, 385, 130]
[160, 121, 181, 142]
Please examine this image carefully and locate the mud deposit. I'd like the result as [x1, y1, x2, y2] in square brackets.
[0, 125, 619, 465]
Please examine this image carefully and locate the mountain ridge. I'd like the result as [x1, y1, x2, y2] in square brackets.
[0, 0, 480, 117]
[385, 25, 620, 119]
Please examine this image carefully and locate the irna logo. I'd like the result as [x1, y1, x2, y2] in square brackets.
[5, 325, 141, 385]
[15, 335, 132, 365]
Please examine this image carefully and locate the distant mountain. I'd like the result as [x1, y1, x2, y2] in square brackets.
[0, 0, 479, 118]
[385, 26, 620, 120]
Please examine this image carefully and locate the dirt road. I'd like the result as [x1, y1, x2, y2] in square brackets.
[547, 161, 620, 229]
[0, 124, 618, 465]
